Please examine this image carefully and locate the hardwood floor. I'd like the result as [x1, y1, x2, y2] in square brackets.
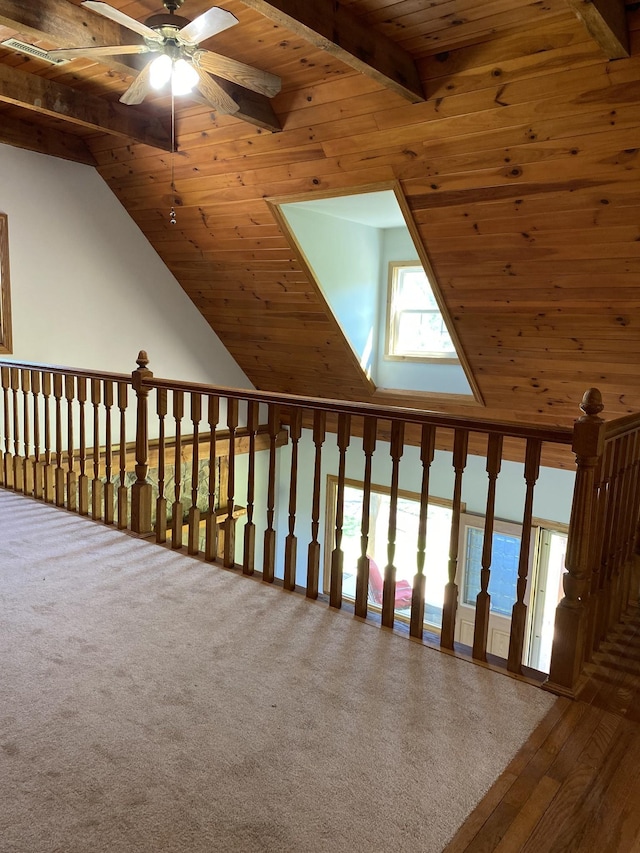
[445, 604, 640, 852]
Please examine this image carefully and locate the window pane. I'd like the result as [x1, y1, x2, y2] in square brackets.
[389, 264, 458, 359]
[463, 528, 520, 617]
[338, 485, 451, 626]
[397, 267, 439, 310]
[396, 310, 455, 355]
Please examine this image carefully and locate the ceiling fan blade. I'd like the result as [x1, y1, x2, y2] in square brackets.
[193, 66, 239, 115]
[178, 8, 239, 46]
[81, 1, 162, 42]
[48, 44, 151, 60]
[119, 62, 153, 105]
[193, 50, 281, 97]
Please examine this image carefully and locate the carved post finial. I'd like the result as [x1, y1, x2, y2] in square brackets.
[136, 350, 149, 370]
[580, 387, 604, 418]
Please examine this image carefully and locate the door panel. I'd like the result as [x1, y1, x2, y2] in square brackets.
[454, 516, 533, 660]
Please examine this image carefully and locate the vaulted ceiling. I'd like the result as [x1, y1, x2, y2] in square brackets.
[0, 0, 639, 428]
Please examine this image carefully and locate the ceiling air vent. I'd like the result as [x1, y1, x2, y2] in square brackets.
[1, 39, 68, 65]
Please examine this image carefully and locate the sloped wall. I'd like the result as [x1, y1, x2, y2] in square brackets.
[0, 143, 251, 387]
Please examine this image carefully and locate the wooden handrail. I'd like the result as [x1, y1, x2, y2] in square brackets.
[2, 355, 640, 700]
[4, 354, 639, 442]
[147, 374, 574, 445]
[0, 358, 130, 384]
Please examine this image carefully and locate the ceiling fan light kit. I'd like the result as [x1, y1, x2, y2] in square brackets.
[149, 54, 199, 95]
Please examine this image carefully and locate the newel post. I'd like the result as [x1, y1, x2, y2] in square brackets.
[131, 350, 153, 535]
[545, 388, 606, 698]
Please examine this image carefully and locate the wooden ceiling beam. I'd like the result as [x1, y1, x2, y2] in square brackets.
[0, 0, 281, 133]
[0, 112, 97, 164]
[0, 64, 172, 150]
[566, 0, 629, 59]
[0, 0, 138, 74]
[239, 0, 425, 103]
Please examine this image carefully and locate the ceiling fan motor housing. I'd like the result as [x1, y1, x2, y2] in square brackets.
[145, 13, 191, 31]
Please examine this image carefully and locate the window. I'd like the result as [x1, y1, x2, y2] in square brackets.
[462, 526, 521, 617]
[386, 262, 457, 362]
[324, 477, 454, 627]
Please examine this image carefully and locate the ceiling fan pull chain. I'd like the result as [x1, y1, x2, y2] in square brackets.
[170, 88, 177, 226]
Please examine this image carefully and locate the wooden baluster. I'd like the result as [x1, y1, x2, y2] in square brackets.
[223, 398, 239, 569]
[612, 434, 634, 622]
[0, 368, 5, 486]
[42, 373, 53, 502]
[605, 438, 625, 632]
[615, 435, 633, 616]
[242, 400, 258, 574]
[620, 433, 638, 617]
[547, 389, 606, 698]
[204, 395, 219, 562]
[583, 447, 609, 661]
[11, 368, 23, 492]
[629, 433, 640, 605]
[507, 438, 541, 673]
[171, 390, 184, 549]
[187, 392, 202, 555]
[473, 433, 503, 661]
[355, 417, 377, 619]
[53, 373, 64, 506]
[77, 377, 89, 515]
[284, 407, 303, 591]
[330, 413, 351, 609]
[21, 370, 33, 496]
[381, 421, 404, 628]
[31, 370, 43, 499]
[623, 433, 640, 610]
[155, 388, 168, 543]
[307, 410, 326, 599]
[410, 424, 436, 639]
[441, 429, 469, 650]
[103, 380, 114, 524]
[65, 375, 77, 512]
[594, 441, 615, 646]
[263, 403, 279, 582]
[218, 455, 229, 559]
[0, 366, 10, 487]
[131, 352, 153, 534]
[91, 378, 102, 519]
[117, 381, 128, 529]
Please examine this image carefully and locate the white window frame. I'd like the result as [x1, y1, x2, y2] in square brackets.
[385, 261, 459, 364]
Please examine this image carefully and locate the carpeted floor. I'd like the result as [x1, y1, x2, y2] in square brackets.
[0, 489, 556, 853]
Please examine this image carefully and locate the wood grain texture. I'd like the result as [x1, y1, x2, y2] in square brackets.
[445, 603, 640, 852]
[2, 2, 640, 428]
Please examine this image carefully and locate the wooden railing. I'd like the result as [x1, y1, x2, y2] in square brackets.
[1, 354, 639, 698]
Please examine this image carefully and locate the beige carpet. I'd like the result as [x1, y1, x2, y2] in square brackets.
[0, 489, 555, 853]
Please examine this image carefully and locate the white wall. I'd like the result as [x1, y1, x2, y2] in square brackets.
[281, 205, 380, 374]
[0, 143, 251, 388]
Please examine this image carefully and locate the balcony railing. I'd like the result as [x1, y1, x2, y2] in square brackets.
[2, 353, 639, 698]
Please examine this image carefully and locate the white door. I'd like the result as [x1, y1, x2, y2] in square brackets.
[454, 516, 534, 661]
[527, 529, 567, 672]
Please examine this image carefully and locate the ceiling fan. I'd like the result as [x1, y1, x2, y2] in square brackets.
[47, 0, 282, 115]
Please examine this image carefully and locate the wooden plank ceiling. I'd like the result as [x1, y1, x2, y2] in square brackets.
[0, 0, 639, 428]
